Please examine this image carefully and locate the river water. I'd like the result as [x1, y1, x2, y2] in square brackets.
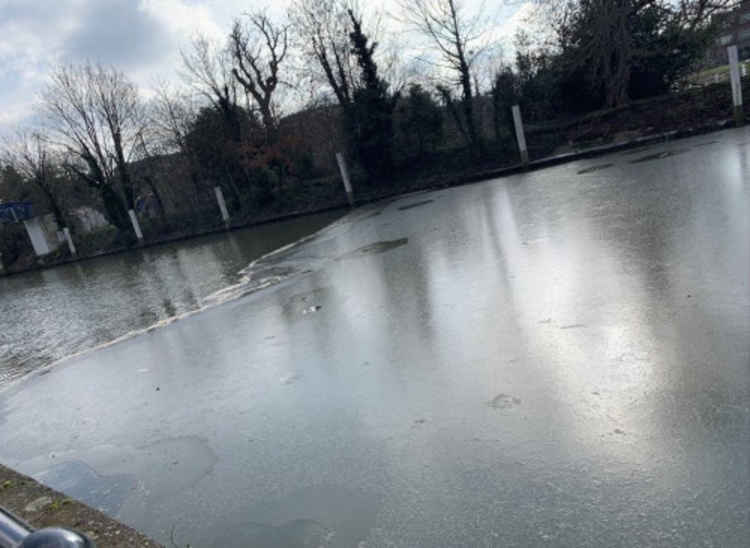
[0, 211, 343, 386]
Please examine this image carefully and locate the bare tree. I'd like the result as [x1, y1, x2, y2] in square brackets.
[131, 132, 169, 224]
[93, 66, 146, 210]
[289, 0, 360, 109]
[149, 83, 204, 209]
[2, 130, 66, 227]
[42, 62, 146, 233]
[180, 35, 243, 141]
[229, 10, 289, 143]
[150, 83, 197, 155]
[397, 0, 490, 156]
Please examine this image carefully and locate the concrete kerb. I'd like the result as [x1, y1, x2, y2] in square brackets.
[0, 464, 162, 547]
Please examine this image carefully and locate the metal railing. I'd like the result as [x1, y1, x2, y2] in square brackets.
[0, 507, 94, 547]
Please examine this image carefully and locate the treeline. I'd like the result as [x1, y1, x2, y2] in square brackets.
[0, 0, 734, 256]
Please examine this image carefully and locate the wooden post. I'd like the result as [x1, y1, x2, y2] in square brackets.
[728, 45, 744, 126]
[128, 209, 144, 241]
[214, 186, 230, 229]
[63, 227, 77, 255]
[511, 105, 529, 165]
[336, 152, 355, 206]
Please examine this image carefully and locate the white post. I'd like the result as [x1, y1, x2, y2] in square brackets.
[63, 227, 77, 255]
[23, 218, 51, 256]
[742, 63, 747, 78]
[728, 45, 744, 125]
[511, 105, 529, 165]
[214, 186, 230, 229]
[128, 209, 144, 241]
[336, 152, 355, 207]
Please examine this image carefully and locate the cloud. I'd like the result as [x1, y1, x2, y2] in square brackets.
[0, 0, 207, 133]
[0, 0, 535, 136]
[61, 0, 169, 69]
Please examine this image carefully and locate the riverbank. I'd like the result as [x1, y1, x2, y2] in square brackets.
[0, 113, 734, 277]
[0, 465, 161, 547]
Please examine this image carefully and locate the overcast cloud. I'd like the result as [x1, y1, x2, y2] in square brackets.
[0, 0, 531, 135]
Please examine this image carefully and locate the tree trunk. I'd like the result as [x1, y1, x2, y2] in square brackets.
[37, 181, 66, 229]
[144, 175, 168, 227]
[99, 184, 131, 235]
[260, 101, 278, 144]
[459, 63, 481, 158]
[113, 135, 136, 210]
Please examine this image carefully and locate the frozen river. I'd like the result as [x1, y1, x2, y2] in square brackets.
[1, 128, 749, 547]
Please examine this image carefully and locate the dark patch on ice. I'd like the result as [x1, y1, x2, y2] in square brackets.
[691, 140, 719, 148]
[302, 305, 322, 315]
[398, 199, 434, 210]
[488, 393, 522, 410]
[338, 238, 408, 260]
[283, 288, 329, 317]
[281, 373, 301, 385]
[577, 163, 614, 174]
[560, 323, 586, 330]
[629, 149, 688, 163]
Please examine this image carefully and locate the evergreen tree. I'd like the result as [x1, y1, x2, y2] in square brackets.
[348, 10, 399, 181]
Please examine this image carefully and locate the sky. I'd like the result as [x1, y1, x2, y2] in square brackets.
[0, 0, 536, 136]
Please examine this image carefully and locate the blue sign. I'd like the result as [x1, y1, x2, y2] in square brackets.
[0, 202, 33, 223]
